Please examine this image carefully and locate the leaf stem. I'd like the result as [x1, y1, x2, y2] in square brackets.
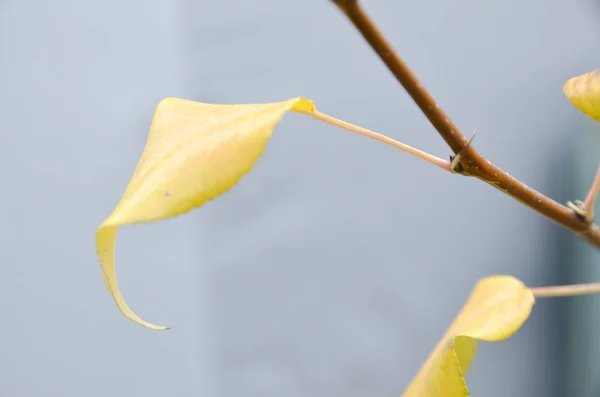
[330, 0, 600, 251]
[310, 110, 451, 172]
[531, 282, 600, 298]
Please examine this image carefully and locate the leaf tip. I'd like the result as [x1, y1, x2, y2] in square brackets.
[96, 225, 168, 331]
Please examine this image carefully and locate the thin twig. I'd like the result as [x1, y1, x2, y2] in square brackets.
[567, 164, 600, 224]
[330, 0, 600, 250]
[311, 110, 451, 172]
[531, 282, 600, 298]
[584, 164, 600, 220]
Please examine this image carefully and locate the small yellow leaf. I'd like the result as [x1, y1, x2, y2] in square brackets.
[564, 69, 600, 122]
[96, 97, 315, 330]
[402, 275, 535, 397]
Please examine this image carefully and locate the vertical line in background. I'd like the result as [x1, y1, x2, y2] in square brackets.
[561, 119, 600, 397]
[560, 4, 600, 394]
[177, 0, 220, 395]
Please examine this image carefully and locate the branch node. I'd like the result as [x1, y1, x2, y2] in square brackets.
[567, 200, 594, 224]
[450, 128, 477, 174]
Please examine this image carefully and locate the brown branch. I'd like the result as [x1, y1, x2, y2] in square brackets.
[330, 0, 600, 250]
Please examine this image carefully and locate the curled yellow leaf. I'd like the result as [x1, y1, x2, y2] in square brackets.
[96, 97, 315, 330]
[402, 275, 535, 397]
[564, 69, 600, 122]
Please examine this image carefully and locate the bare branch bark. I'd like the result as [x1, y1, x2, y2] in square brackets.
[330, 0, 600, 250]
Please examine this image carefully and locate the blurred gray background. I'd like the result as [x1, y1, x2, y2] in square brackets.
[1, 0, 600, 396]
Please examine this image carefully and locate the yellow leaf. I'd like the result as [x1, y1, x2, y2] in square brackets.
[96, 97, 315, 330]
[402, 275, 535, 397]
[564, 69, 600, 122]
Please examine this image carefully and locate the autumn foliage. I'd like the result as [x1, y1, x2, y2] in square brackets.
[95, 13, 600, 395]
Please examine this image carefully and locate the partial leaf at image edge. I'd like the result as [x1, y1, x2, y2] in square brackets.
[96, 97, 315, 330]
[402, 275, 535, 397]
[564, 68, 600, 122]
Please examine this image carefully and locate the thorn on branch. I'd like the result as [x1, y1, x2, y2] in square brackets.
[450, 128, 477, 174]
